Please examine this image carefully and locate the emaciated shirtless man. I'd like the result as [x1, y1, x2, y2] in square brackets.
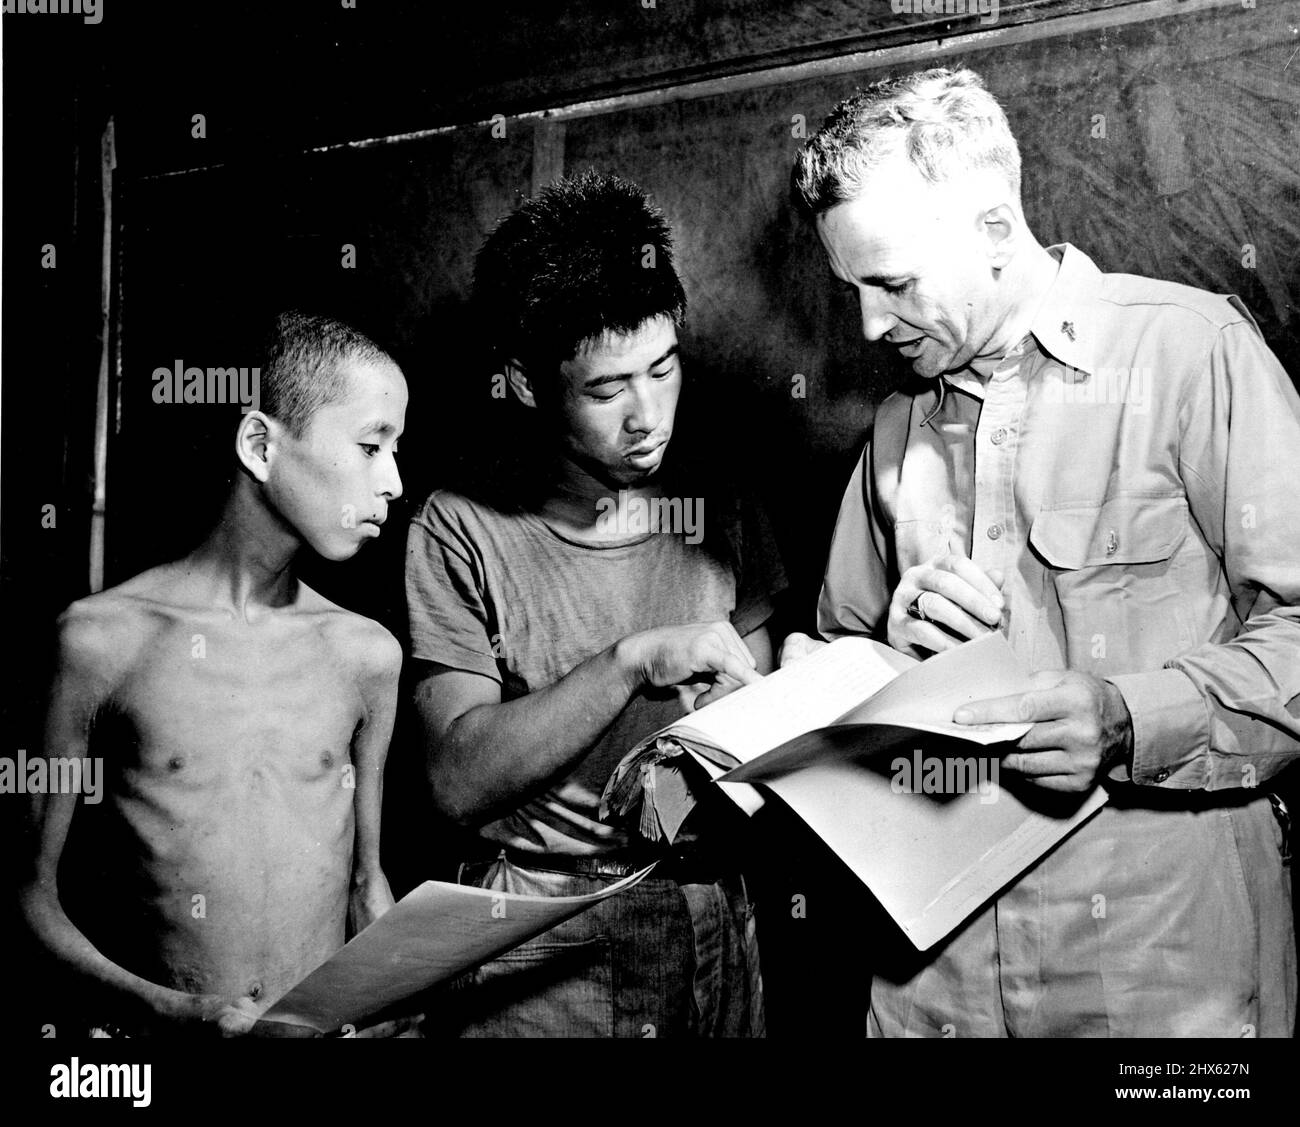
[19, 311, 406, 1036]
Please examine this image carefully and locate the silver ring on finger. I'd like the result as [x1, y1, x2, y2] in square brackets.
[906, 593, 931, 622]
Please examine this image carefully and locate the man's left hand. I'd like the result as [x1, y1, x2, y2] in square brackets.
[953, 671, 1133, 793]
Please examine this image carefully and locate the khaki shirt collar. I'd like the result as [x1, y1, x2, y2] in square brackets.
[941, 242, 1102, 400]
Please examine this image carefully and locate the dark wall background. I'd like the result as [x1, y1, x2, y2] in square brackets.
[99, 0, 1300, 625]
[4, 0, 1299, 1037]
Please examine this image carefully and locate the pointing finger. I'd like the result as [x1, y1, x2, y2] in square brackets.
[715, 652, 762, 686]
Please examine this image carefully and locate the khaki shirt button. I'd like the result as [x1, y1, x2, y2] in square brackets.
[987, 524, 1003, 541]
[1154, 769, 1170, 783]
[991, 427, 1008, 445]
[1105, 530, 1119, 555]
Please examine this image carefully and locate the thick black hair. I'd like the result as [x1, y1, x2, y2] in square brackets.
[472, 170, 687, 380]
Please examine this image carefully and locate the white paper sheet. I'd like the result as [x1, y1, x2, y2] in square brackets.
[756, 762, 1105, 950]
[262, 867, 654, 1033]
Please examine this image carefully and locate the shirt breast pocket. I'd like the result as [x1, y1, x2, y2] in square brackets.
[1027, 493, 1194, 674]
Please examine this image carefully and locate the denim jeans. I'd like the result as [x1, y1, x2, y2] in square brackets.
[434, 855, 764, 1038]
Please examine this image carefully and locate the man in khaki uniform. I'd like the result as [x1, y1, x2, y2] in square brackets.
[784, 66, 1298, 1036]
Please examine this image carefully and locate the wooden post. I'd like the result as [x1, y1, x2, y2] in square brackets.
[89, 117, 115, 594]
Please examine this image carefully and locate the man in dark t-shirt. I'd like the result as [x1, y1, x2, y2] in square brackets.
[407, 172, 785, 1036]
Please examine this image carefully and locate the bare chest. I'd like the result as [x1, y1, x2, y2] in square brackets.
[99, 620, 364, 786]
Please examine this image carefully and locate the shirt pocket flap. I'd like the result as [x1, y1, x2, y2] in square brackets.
[1029, 495, 1188, 570]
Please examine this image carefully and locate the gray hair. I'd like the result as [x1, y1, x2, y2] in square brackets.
[792, 67, 1021, 215]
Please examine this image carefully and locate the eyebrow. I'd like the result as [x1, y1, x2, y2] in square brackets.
[583, 344, 680, 389]
[830, 271, 908, 288]
[358, 421, 399, 438]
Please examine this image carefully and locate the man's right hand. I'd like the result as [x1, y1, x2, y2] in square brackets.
[620, 621, 761, 709]
[888, 555, 1005, 659]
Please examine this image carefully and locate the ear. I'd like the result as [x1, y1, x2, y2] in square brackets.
[505, 359, 538, 409]
[980, 201, 1021, 271]
[235, 411, 276, 482]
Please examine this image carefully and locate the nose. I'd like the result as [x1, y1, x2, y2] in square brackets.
[378, 450, 403, 502]
[859, 289, 897, 343]
[623, 380, 664, 437]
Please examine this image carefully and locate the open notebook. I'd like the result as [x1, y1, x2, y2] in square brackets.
[601, 633, 1106, 949]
